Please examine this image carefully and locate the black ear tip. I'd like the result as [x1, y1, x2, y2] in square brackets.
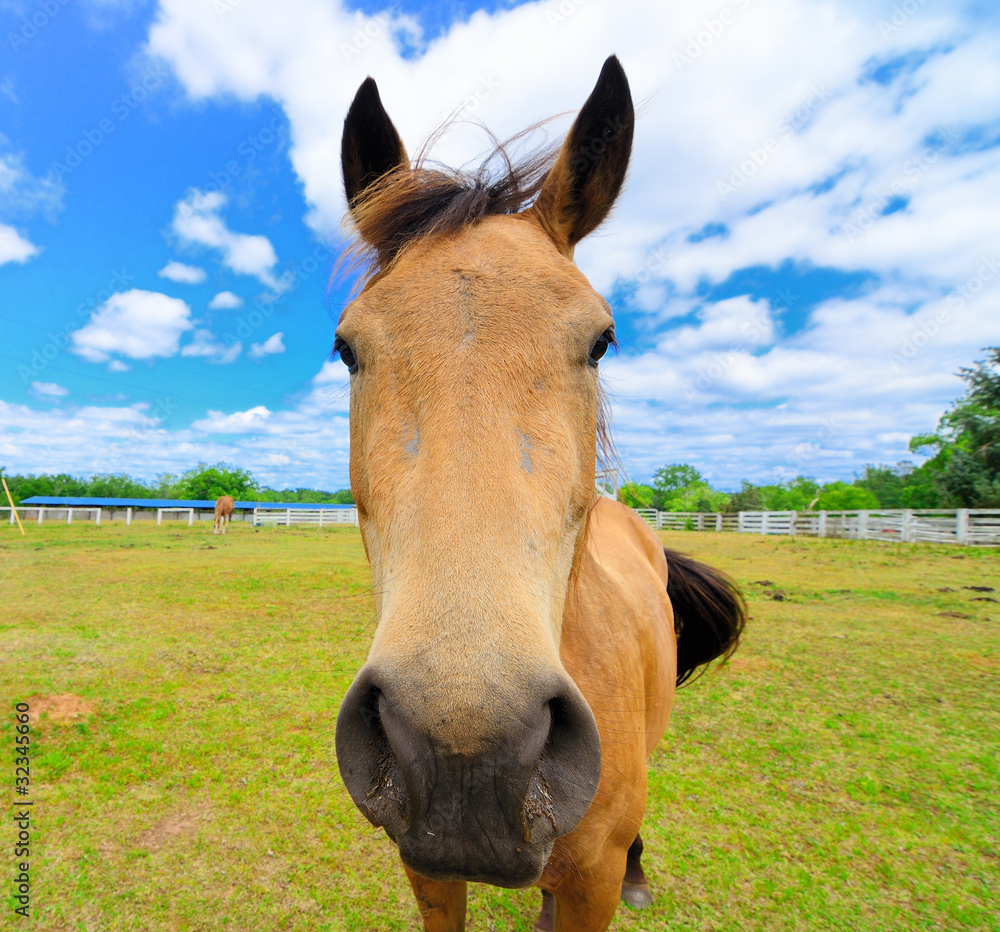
[598, 55, 628, 88]
[349, 76, 382, 114]
[588, 56, 632, 121]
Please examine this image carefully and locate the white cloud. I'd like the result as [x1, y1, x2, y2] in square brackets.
[107, 360, 131, 372]
[0, 150, 63, 221]
[0, 223, 39, 265]
[158, 260, 207, 283]
[71, 289, 193, 363]
[180, 328, 242, 364]
[192, 405, 272, 433]
[171, 189, 279, 288]
[655, 297, 775, 355]
[30, 381, 69, 398]
[125, 0, 1000, 485]
[145, 0, 999, 293]
[248, 331, 285, 359]
[208, 290, 243, 309]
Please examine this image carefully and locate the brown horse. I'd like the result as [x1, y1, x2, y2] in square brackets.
[334, 57, 745, 932]
[213, 495, 235, 535]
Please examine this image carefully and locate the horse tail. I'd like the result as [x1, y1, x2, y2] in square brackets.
[664, 548, 747, 687]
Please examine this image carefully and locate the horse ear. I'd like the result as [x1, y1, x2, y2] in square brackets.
[530, 55, 634, 257]
[342, 77, 409, 212]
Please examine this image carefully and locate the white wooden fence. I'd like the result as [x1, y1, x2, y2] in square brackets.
[635, 508, 1000, 546]
[253, 507, 359, 527]
[5, 503, 996, 545]
[2, 505, 359, 528]
[3, 506, 103, 526]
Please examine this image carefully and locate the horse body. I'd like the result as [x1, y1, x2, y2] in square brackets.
[333, 57, 743, 932]
[213, 495, 234, 535]
[540, 498, 677, 924]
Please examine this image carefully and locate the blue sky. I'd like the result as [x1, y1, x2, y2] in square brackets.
[1, 0, 998, 492]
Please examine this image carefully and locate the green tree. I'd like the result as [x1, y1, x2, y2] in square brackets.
[652, 464, 712, 511]
[898, 466, 943, 508]
[618, 482, 654, 509]
[653, 464, 703, 494]
[87, 473, 155, 499]
[725, 481, 765, 512]
[175, 463, 259, 501]
[908, 348, 1000, 507]
[853, 464, 909, 508]
[757, 477, 821, 511]
[815, 481, 880, 511]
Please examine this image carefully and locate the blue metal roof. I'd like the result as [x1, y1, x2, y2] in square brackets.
[20, 496, 354, 510]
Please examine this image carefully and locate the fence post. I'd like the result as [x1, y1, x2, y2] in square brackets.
[286, 508, 291, 527]
[789, 511, 797, 538]
[901, 509, 913, 542]
[96, 508, 101, 526]
[126, 507, 132, 526]
[761, 512, 770, 535]
[188, 509, 194, 527]
[38, 508, 44, 526]
[319, 510, 325, 528]
[157, 508, 163, 526]
[8, 508, 13, 526]
[696, 513, 704, 531]
[67, 508, 73, 525]
[956, 509, 970, 545]
[858, 511, 869, 540]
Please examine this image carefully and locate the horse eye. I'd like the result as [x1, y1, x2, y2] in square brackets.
[333, 336, 358, 374]
[588, 328, 615, 366]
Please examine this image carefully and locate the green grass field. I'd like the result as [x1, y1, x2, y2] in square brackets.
[2, 522, 998, 931]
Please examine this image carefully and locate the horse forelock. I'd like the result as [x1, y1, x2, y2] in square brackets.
[338, 129, 560, 286]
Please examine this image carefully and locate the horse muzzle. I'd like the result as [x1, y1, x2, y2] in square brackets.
[335, 665, 601, 887]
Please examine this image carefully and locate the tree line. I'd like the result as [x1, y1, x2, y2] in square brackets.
[0, 462, 354, 506]
[3, 349, 996, 513]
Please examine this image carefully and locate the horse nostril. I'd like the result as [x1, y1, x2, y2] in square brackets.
[336, 676, 410, 832]
[528, 687, 601, 839]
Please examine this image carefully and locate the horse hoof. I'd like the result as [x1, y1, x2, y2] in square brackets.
[621, 881, 654, 910]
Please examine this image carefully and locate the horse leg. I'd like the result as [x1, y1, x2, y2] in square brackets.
[534, 890, 555, 931]
[403, 862, 467, 932]
[620, 834, 654, 909]
[549, 849, 627, 932]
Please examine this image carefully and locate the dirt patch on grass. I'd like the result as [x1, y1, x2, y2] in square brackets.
[965, 653, 1000, 672]
[726, 655, 775, 674]
[27, 693, 97, 724]
[138, 803, 212, 851]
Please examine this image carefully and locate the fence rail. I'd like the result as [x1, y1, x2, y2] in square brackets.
[634, 508, 1000, 546]
[252, 507, 359, 527]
